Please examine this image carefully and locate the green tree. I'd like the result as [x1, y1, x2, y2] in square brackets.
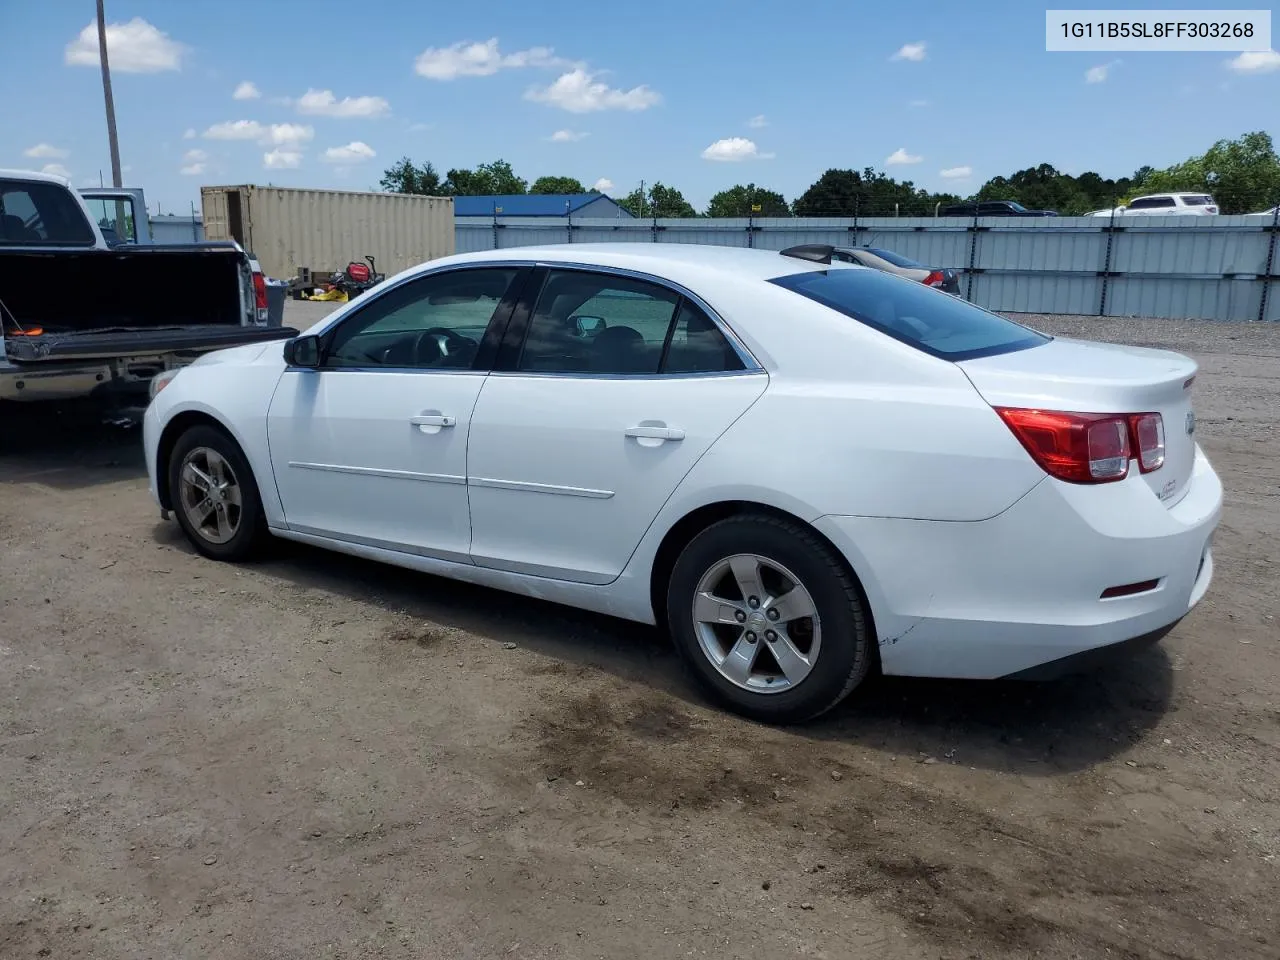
[380, 157, 444, 195]
[444, 159, 528, 196]
[619, 182, 696, 218]
[1137, 131, 1280, 213]
[974, 163, 1133, 215]
[793, 168, 954, 216]
[529, 175, 587, 194]
[705, 183, 790, 217]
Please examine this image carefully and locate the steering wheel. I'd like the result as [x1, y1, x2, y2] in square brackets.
[413, 326, 477, 366]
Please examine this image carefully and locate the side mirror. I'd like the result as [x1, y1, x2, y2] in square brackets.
[284, 334, 321, 368]
[573, 315, 607, 336]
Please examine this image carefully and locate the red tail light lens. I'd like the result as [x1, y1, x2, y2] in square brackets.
[923, 270, 945, 287]
[252, 271, 268, 311]
[995, 408, 1166, 484]
[1133, 413, 1165, 472]
[995, 408, 1128, 483]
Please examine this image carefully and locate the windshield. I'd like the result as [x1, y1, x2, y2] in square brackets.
[770, 268, 1049, 361]
[865, 247, 925, 269]
[0, 179, 96, 246]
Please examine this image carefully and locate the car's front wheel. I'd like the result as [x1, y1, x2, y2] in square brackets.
[168, 424, 267, 562]
[666, 514, 873, 724]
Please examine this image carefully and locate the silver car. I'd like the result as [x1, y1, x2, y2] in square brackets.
[830, 246, 962, 296]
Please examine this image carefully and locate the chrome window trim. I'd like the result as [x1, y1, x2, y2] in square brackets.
[299, 255, 767, 379]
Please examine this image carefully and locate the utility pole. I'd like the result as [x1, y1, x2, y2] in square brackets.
[97, 0, 123, 188]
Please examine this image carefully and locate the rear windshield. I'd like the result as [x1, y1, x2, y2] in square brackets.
[770, 268, 1049, 361]
[865, 247, 924, 269]
[0, 179, 96, 246]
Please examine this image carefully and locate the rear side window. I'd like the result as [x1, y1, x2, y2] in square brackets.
[516, 270, 745, 375]
[1128, 196, 1176, 209]
[769, 268, 1049, 361]
[0, 180, 96, 245]
[1182, 195, 1213, 206]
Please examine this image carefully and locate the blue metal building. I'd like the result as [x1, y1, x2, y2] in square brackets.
[451, 194, 633, 218]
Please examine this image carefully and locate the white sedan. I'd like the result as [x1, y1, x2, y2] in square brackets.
[143, 243, 1222, 723]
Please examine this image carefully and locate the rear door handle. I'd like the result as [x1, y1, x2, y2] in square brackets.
[625, 423, 685, 441]
[410, 414, 455, 428]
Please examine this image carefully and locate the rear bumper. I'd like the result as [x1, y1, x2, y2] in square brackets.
[814, 445, 1222, 679]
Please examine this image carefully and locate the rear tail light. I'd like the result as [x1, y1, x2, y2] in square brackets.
[252, 270, 269, 323]
[923, 270, 945, 287]
[1132, 413, 1165, 472]
[252, 270, 268, 309]
[1206, 205, 1218, 214]
[994, 408, 1165, 484]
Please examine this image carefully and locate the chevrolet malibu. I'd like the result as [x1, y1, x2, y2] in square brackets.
[143, 243, 1222, 723]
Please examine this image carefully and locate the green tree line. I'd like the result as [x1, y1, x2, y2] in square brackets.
[380, 131, 1280, 217]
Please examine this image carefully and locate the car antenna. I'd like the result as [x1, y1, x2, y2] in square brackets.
[779, 244, 834, 265]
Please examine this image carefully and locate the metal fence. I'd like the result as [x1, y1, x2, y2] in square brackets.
[455, 214, 1280, 322]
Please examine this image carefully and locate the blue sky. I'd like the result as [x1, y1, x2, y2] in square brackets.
[2, 0, 1277, 214]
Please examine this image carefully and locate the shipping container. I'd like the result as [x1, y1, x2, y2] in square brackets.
[200, 185, 454, 281]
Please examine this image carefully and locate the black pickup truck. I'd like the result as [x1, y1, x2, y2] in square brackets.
[1, 169, 297, 415]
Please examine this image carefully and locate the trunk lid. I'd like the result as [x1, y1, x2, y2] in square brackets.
[958, 337, 1198, 506]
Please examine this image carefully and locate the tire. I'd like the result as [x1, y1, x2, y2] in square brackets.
[666, 513, 872, 724]
[167, 424, 268, 562]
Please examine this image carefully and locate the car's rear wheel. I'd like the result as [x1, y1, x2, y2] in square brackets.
[666, 514, 873, 724]
[168, 424, 267, 562]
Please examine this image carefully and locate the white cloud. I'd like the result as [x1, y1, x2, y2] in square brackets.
[414, 37, 573, 79]
[1226, 49, 1280, 73]
[203, 120, 265, 141]
[592, 177, 615, 193]
[65, 17, 184, 73]
[940, 165, 972, 179]
[294, 88, 390, 118]
[747, 114, 768, 128]
[891, 42, 927, 62]
[265, 123, 314, 146]
[322, 141, 376, 164]
[548, 129, 589, 142]
[233, 81, 261, 100]
[407, 121, 433, 132]
[40, 163, 72, 179]
[264, 149, 302, 170]
[179, 150, 207, 176]
[701, 137, 774, 162]
[909, 99, 929, 108]
[886, 147, 923, 165]
[182, 128, 197, 139]
[525, 69, 660, 113]
[183, 149, 207, 163]
[1085, 60, 1120, 83]
[201, 120, 313, 147]
[24, 143, 69, 159]
[180, 163, 205, 176]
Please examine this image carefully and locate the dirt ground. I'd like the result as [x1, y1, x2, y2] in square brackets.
[1, 304, 1277, 960]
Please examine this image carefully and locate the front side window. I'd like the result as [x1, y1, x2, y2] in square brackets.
[323, 267, 521, 370]
[516, 270, 744, 375]
[770, 267, 1048, 361]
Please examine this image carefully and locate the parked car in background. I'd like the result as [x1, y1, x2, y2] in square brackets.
[939, 200, 1059, 217]
[1121, 193, 1219, 216]
[1245, 205, 1279, 217]
[830, 245, 961, 295]
[1, 168, 292, 415]
[144, 242, 1221, 724]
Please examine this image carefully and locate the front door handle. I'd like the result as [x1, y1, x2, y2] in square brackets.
[410, 414, 456, 427]
[625, 423, 685, 442]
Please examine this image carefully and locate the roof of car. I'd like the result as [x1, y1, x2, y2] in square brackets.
[430, 242, 845, 284]
[0, 167, 73, 186]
